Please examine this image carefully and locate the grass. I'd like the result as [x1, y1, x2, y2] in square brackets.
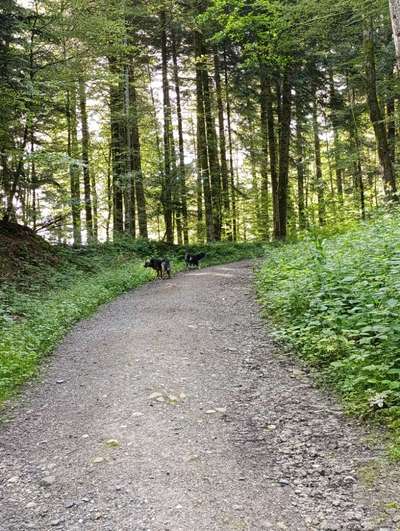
[256, 211, 400, 455]
[0, 237, 265, 405]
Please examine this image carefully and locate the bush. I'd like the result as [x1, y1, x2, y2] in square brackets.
[257, 212, 400, 438]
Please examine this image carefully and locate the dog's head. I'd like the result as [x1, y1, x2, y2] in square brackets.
[144, 259, 150, 268]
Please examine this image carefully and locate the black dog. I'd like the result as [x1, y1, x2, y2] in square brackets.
[184, 252, 206, 269]
[144, 258, 171, 279]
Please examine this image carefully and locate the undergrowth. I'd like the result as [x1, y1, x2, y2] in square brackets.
[0, 238, 264, 405]
[257, 212, 400, 455]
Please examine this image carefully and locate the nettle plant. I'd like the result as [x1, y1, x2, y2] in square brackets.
[257, 213, 400, 431]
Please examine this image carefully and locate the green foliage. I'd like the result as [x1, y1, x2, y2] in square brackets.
[0, 240, 263, 405]
[257, 211, 400, 440]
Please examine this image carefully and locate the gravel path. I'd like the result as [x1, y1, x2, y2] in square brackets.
[0, 261, 399, 531]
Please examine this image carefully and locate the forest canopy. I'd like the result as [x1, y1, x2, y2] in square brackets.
[0, 0, 399, 244]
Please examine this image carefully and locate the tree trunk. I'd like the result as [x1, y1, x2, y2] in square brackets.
[259, 67, 271, 240]
[66, 86, 81, 246]
[108, 57, 124, 237]
[130, 66, 148, 239]
[192, 118, 204, 243]
[260, 64, 278, 238]
[160, 10, 174, 244]
[123, 57, 135, 237]
[202, 51, 222, 241]
[329, 71, 344, 204]
[214, 52, 231, 239]
[313, 95, 325, 226]
[247, 110, 261, 237]
[387, 95, 396, 165]
[172, 31, 189, 244]
[349, 85, 366, 220]
[295, 95, 307, 230]
[363, 19, 397, 198]
[91, 173, 98, 241]
[194, 30, 213, 242]
[276, 70, 292, 240]
[224, 51, 237, 241]
[390, 0, 400, 70]
[106, 144, 112, 242]
[78, 77, 94, 243]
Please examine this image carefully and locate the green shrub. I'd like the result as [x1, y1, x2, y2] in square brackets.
[257, 212, 400, 439]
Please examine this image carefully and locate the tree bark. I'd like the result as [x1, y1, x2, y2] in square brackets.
[329, 71, 344, 204]
[364, 19, 397, 198]
[66, 85, 81, 246]
[172, 31, 189, 244]
[194, 30, 213, 242]
[259, 68, 270, 240]
[224, 51, 237, 241]
[160, 10, 174, 244]
[260, 65, 278, 238]
[202, 52, 222, 241]
[214, 52, 231, 239]
[130, 66, 148, 239]
[312, 95, 325, 226]
[295, 94, 306, 230]
[78, 78, 94, 243]
[349, 85, 366, 220]
[387, 95, 396, 165]
[123, 57, 135, 238]
[276, 70, 292, 240]
[108, 57, 124, 237]
[390, 0, 400, 70]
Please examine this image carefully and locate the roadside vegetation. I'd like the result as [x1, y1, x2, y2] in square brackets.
[0, 224, 264, 405]
[257, 211, 400, 455]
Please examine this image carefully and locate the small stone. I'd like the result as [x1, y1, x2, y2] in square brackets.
[26, 502, 37, 509]
[215, 407, 227, 413]
[320, 520, 338, 531]
[345, 510, 362, 521]
[64, 500, 75, 509]
[40, 476, 56, 487]
[8, 476, 19, 483]
[149, 392, 163, 399]
[56, 380, 65, 384]
[92, 457, 104, 464]
[206, 410, 216, 414]
[105, 439, 120, 448]
[82, 434, 89, 439]
[260, 520, 273, 529]
[50, 520, 63, 527]
[278, 479, 290, 486]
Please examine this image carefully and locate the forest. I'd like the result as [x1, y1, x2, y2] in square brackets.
[2, 2, 400, 527]
[1, 0, 399, 244]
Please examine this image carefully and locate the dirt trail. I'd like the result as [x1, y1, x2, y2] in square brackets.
[0, 261, 399, 531]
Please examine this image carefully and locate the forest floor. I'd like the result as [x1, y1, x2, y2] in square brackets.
[0, 261, 399, 531]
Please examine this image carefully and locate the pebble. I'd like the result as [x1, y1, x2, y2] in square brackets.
[40, 476, 56, 487]
[64, 500, 75, 509]
[26, 502, 37, 509]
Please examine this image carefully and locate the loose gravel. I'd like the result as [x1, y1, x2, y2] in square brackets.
[0, 261, 399, 531]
